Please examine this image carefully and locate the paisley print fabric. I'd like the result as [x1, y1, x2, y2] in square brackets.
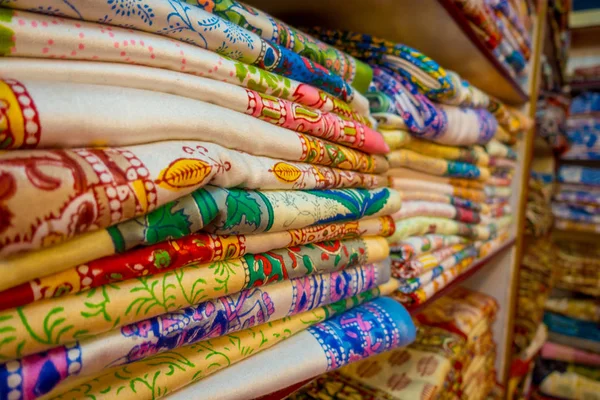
[163, 294, 416, 400]
[2, 1, 359, 105]
[0, 263, 389, 398]
[0, 12, 369, 123]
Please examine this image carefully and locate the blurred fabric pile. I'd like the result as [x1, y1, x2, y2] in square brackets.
[0, 1, 427, 399]
[289, 287, 500, 400]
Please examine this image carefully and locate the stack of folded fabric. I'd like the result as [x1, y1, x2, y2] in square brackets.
[551, 242, 600, 297]
[308, 29, 526, 307]
[0, 2, 423, 399]
[535, 93, 570, 154]
[451, 0, 532, 79]
[562, 92, 600, 160]
[554, 165, 600, 233]
[289, 287, 499, 400]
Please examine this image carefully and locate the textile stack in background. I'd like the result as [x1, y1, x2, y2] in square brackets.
[0, 2, 422, 399]
[562, 92, 600, 160]
[289, 287, 500, 400]
[451, 0, 533, 80]
[310, 29, 529, 308]
[553, 164, 600, 233]
[535, 93, 570, 154]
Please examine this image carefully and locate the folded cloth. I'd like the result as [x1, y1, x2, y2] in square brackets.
[38, 288, 393, 400]
[392, 243, 468, 280]
[389, 234, 467, 261]
[380, 129, 412, 150]
[387, 150, 490, 180]
[493, 126, 518, 145]
[485, 185, 513, 198]
[0, 234, 389, 311]
[544, 312, 600, 343]
[392, 201, 483, 224]
[533, 358, 600, 400]
[388, 168, 485, 189]
[0, 262, 391, 398]
[0, 15, 370, 123]
[388, 216, 512, 243]
[0, 239, 391, 362]
[487, 176, 512, 186]
[128, 294, 416, 400]
[0, 76, 385, 153]
[0, 141, 386, 257]
[566, 117, 600, 148]
[0, 187, 401, 291]
[555, 218, 600, 234]
[489, 156, 517, 169]
[389, 176, 487, 203]
[398, 191, 487, 213]
[541, 342, 600, 367]
[189, 0, 373, 91]
[452, 0, 502, 49]
[558, 165, 600, 186]
[399, 136, 490, 166]
[571, 92, 600, 115]
[2, 1, 360, 106]
[548, 331, 600, 354]
[553, 204, 600, 224]
[545, 297, 600, 323]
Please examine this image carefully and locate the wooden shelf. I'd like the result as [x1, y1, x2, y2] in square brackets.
[407, 236, 517, 314]
[570, 80, 600, 93]
[244, 0, 529, 105]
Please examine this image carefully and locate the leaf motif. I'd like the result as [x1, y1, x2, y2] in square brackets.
[270, 162, 303, 183]
[222, 190, 262, 231]
[156, 158, 212, 191]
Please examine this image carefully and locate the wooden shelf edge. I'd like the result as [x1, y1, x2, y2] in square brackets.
[437, 0, 529, 103]
[407, 236, 517, 314]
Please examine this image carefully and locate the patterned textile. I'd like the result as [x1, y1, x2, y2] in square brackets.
[389, 234, 467, 261]
[0, 139, 388, 258]
[392, 243, 468, 279]
[0, 186, 400, 292]
[555, 190, 600, 206]
[484, 185, 512, 199]
[553, 203, 600, 223]
[397, 191, 487, 213]
[0, 236, 387, 310]
[533, 357, 600, 400]
[29, 290, 394, 400]
[399, 136, 490, 166]
[0, 76, 385, 154]
[485, 139, 517, 160]
[571, 92, 600, 115]
[558, 165, 600, 186]
[388, 168, 485, 189]
[188, 0, 373, 91]
[0, 14, 370, 122]
[389, 176, 487, 203]
[0, 263, 390, 398]
[392, 201, 483, 224]
[381, 129, 412, 151]
[545, 297, 600, 323]
[544, 312, 600, 343]
[387, 150, 490, 180]
[548, 331, 600, 354]
[555, 219, 600, 234]
[1, 2, 360, 105]
[132, 295, 416, 400]
[541, 342, 600, 367]
[452, 0, 502, 49]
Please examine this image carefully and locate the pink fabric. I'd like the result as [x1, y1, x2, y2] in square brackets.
[541, 342, 600, 367]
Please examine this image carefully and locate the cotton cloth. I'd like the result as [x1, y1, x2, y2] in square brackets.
[0, 75, 385, 153]
[107, 295, 415, 400]
[392, 243, 469, 280]
[392, 201, 483, 224]
[0, 263, 390, 399]
[0, 140, 386, 257]
[545, 297, 600, 323]
[389, 234, 468, 264]
[558, 165, 600, 186]
[571, 92, 600, 115]
[389, 175, 487, 203]
[541, 342, 600, 367]
[388, 168, 485, 189]
[2, 1, 359, 104]
[400, 136, 490, 166]
[544, 312, 600, 343]
[397, 191, 487, 213]
[0, 187, 401, 291]
[387, 150, 490, 180]
[0, 13, 369, 122]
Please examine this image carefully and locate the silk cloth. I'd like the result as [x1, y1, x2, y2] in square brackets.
[0, 187, 401, 291]
[0, 262, 391, 399]
[36, 289, 392, 400]
[387, 150, 490, 180]
[0, 12, 369, 122]
[0, 140, 386, 257]
[164, 294, 416, 400]
[0, 75, 385, 154]
[1, 2, 361, 106]
[0, 224, 394, 311]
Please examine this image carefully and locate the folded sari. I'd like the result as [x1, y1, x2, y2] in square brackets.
[544, 312, 600, 343]
[541, 342, 600, 367]
[0, 262, 390, 399]
[392, 243, 469, 280]
[0, 140, 385, 257]
[0, 74, 385, 153]
[0, 234, 389, 311]
[187, 0, 372, 91]
[162, 294, 416, 400]
[559, 166, 600, 186]
[388, 216, 511, 243]
[37, 287, 390, 400]
[0, 238, 391, 362]
[0, 186, 401, 291]
[400, 137, 490, 166]
[2, 1, 359, 105]
[388, 168, 485, 189]
[389, 176, 486, 203]
[392, 201, 483, 224]
[389, 234, 467, 262]
[387, 150, 490, 180]
[398, 191, 487, 213]
[0, 13, 369, 123]
[545, 298, 600, 323]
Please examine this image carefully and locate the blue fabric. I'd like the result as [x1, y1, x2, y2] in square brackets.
[558, 165, 600, 186]
[544, 312, 600, 342]
[571, 92, 600, 115]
